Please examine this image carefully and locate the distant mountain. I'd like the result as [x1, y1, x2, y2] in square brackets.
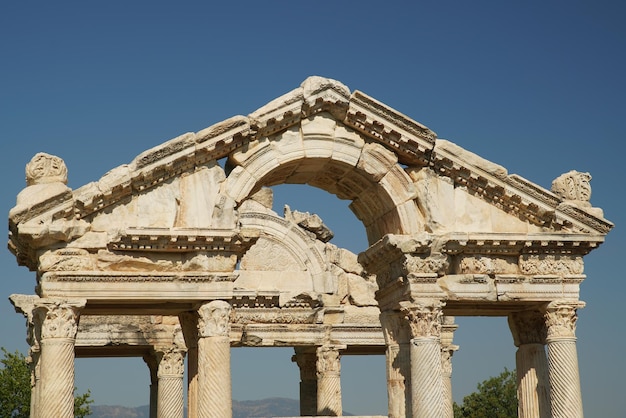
[88, 398, 353, 417]
[89, 398, 299, 417]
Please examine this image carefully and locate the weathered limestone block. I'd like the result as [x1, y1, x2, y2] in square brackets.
[332, 124, 365, 167]
[357, 142, 398, 182]
[434, 139, 508, 179]
[175, 164, 226, 228]
[285, 205, 334, 243]
[347, 274, 378, 307]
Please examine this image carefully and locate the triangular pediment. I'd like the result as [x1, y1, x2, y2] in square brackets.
[9, 76, 612, 270]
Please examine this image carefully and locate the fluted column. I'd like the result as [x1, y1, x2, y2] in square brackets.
[402, 301, 446, 418]
[543, 301, 585, 418]
[34, 299, 86, 418]
[197, 300, 232, 418]
[143, 353, 159, 418]
[316, 345, 343, 416]
[292, 347, 318, 416]
[9, 294, 42, 418]
[440, 316, 459, 418]
[508, 309, 551, 418]
[179, 312, 199, 418]
[156, 347, 186, 418]
[380, 311, 411, 418]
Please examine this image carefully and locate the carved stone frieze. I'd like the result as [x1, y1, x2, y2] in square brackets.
[519, 254, 584, 275]
[197, 300, 232, 338]
[404, 253, 449, 276]
[543, 301, 585, 340]
[458, 255, 517, 275]
[39, 249, 94, 272]
[551, 171, 592, 203]
[26, 153, 68, 186]
[232, 308, 318, 324]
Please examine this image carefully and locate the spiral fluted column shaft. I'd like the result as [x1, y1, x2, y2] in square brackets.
[316, 346, 342, 416]
[198, 335, 231, 418]
[516, 343, 551, 418]
[411, 337, 445, 418]
[157, 377, 184, 418]
[39, 339, 75, 418]
[546, 337, 583, 418]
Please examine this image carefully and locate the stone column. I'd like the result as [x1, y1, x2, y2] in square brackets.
[155, 347, 186, 418]
[143, 353, 159, 418]
[402, 301, 446, 418]
[34, 299, 86, 418]
[440, 316, 459, 418]
[292, 347, 318, 416]
[316, 345, 343, 416]
[9, 294, 42, 418]
[197, 300, 232, 418]
[508, 310, 551, 418]
[380, 311, 411, 418]
[179, 312, 199, 418]
[543, 301, 585, 418]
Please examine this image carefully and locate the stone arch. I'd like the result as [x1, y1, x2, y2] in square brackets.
[222, 113, 424, 244]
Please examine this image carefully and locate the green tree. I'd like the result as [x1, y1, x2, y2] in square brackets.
[0, 348, 93, 418]
[454, 368, 518, 418]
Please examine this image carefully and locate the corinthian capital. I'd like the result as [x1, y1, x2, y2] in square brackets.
[156, 348, 186, 378]
[33, 299, 86, 340]
[197, 300, 231, 337]
[508, 309, 548, 346]
[400, 301, 445, 339]
[542, 300, 585, 340]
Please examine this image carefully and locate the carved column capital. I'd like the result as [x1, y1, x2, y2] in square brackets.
[380, 310, 411, 345]
[156, 348, 186, 378]
[508, 309, 548, 346]
[292, 348, 317, 381]
[33, 299, 86, 341]
[197, 300, 231, 338]
[400, 301, 445, 339]
[316, 346, 342, 377]
[542, 300, 585, 341]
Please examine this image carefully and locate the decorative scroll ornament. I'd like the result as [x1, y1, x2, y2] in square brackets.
[401, 301, 445, 339]
[551, 170, 592, 203]
[519, 254, 584, 275]
[404, 253, 449, 275]
[197, 300, 232, 337]
[25, 152, 68, 186]
[157, 348, 186, 377]
[35, 300, 85, 340]
[543, 301, 585, 340]
[316, 346, 341, 375]
[508, 310, 548, 346]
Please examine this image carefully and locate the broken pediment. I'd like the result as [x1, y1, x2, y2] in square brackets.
[8, 76, 612, 310]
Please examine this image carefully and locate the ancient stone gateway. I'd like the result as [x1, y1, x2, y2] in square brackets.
[8, 77, 612, 418]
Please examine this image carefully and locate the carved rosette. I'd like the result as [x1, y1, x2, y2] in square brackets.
[197, 300, 232, 338]
[543, 301, 585, 341]
[520, 254, 584, 276]
[157, 348, 186, 378]
[34, 299, 86, 341]
[401, 301, 445, 339]
[26, 153, 68, 186]
[509, 310, 548, 346]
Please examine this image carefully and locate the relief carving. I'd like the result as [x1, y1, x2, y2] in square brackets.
[542, 301, 585, 340]
[459, 256, 516, 275]
[316, 346, 341, 375]
[404, 253, 449, 275]
[157, 348, 186, 377]
[551, 170, 592, 203]
[34, 300, 85, 340]
[26, 153, 68, 186]
[197, 300, 232, 337]
[508, 310, 547, 346]
[240, 238, 302, 271]
[401, 301, 445, 339]
[520, 254, 584, 275]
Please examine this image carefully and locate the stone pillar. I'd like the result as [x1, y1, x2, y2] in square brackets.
[34, 299, 86, 418]
[9, 294, 42, 418]
[508, 309, 551, 418]
[155, 347, 186, 418]
[179, 312, 199, 418]
[543, 301, 585, 418]
[197, 300, 232, 418]
[142, 353, 159, 418]
[292, 347, 318, 416]
[316, 345, 343, 416]
[440, 316, 459, 418]
[402, 301, 446, 418]
[380, 311, 411, 418]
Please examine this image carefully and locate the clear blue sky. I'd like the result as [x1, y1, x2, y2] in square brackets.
[1, 1, 624, 416]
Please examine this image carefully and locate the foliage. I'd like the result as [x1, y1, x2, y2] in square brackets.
[454, 367, 518, 418]
[0, 348, 93, 418]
